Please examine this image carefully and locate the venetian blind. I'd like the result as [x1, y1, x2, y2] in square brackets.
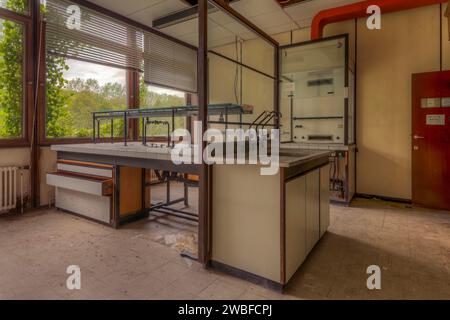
[45, 0, 198, 92]
[45, 0, 143, 70]
[143, 31, 197, 93]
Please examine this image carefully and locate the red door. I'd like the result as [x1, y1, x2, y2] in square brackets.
[412, 71, 450, 211]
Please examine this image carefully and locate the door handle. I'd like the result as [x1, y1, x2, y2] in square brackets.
[413, 135, 425, 140]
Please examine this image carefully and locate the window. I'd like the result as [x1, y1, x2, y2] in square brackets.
[140, 78, 186, 137]
[0, 15, 24, 139]
[45, 58, 127, 138]
[43, 0, 196, 140]
[0, 0, 29, 15]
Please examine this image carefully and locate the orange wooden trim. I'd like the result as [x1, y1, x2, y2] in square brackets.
[57, 159, 114, 170]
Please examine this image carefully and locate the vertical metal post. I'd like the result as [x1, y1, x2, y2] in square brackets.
[142, 118, 146, 145]
[184, 174, 189, 207]
[124, 113, 128, 146]
[114, 165, 121, 229]
[172, 109, 176, 148]
[93, 115, 96, 143]
[239, 112, 243, 129]
[274, 44, 280, 130]
[198, 0, 210, 266]
[166, 176, 171, 204]
[111, 118, 114, 143]
[225, 105, 229, 130]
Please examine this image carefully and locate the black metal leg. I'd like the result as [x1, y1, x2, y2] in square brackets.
[172, 110, 175, 148]
[124, 113, 128, 146]
[113, 165, 121, 229]
[142, 118, 146, 145]
[225, 106, 229, 131]
[111, 118, 114, 143]
[184, 181, 189, 206]
[93, 116, 96, 143]
[141, 168, 147, 215]
[97, 121, 100, 139]
[166, 176, 171, 203]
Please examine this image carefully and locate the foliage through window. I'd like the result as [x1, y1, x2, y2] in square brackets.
[45, 59, 128, 138]
[0, 0, 28, 15]
[0, 11, 24, 139]
[140, 76, 186, 137]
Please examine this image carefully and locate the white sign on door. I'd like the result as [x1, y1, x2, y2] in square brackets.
[426, 114, 445, 126]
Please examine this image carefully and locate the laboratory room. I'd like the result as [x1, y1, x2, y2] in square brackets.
[0, 0, 449, 302]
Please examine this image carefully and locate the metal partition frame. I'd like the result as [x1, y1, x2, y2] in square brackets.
[197, 0, 280, 265]
[279, 34, 352, 145]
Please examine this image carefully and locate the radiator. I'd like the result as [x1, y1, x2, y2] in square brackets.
[0, 167, 18, 212]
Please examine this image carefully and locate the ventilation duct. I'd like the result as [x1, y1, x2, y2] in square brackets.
[153, 0, 241, 29]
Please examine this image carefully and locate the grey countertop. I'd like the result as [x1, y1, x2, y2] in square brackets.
[52, 142, 331, 168]
[281, 142, 356, 152]
[278, 149, 331, 168]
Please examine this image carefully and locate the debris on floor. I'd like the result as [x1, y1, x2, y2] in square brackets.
[156, 233, 198, 260]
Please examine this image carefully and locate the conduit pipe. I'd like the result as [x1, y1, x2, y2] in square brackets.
[311, 0, 448, 39]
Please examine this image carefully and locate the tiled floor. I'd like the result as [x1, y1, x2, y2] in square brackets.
[0, 198, 449, 300]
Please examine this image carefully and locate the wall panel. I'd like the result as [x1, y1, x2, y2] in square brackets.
[356, 5, 441, 199]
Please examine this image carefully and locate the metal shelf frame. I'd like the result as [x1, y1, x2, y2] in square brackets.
[92, 103, 253, 145]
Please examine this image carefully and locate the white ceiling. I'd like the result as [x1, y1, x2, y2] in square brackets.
[89, 0, 360, 46]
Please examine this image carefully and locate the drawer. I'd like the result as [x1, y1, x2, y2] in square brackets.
[47, 172, 113, 196]
[57, 160, 113, 178]
[56, 188, 111, 224]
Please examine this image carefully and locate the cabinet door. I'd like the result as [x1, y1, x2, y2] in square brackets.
[285, 176, 306, 282]
[306, 170, 320, 254]
[320, 165, 331, 238]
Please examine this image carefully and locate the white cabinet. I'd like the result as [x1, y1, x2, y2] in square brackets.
[47, 161, 114, 225]
[320, 165, 331, 238]
[306, 170, 320, 255]
[285, 175, 306, 281]
[284, 165, 330, 283]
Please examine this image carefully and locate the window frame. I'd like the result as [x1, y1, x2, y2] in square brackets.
[40, 54, 133, 144]
[0, 6, 33, 148]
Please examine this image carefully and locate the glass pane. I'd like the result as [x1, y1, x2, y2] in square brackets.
[45, 58, 127, 138]
[0, 0, 29, 15]
[0, 17, 24, 139]
[207, 1, 275, 77]
[139, 76, 186, 137]
[207, 0, 276, 130]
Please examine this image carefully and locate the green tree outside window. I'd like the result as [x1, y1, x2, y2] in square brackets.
[0, 0, 28, 139]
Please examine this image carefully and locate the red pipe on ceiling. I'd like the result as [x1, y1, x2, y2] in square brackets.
[311, 0, 448, 39]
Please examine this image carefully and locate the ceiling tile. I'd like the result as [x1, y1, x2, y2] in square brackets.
[250, 10, 296, 29]
[284, 0, 361, 25]
[89, 0, 164, 17]
[159, 17, 200, 37]
[128, 0, 190, 25]
[230, 0, 282, 18]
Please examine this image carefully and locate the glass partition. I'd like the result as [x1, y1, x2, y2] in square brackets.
[207, 0, 277, 131]
[152, 0, 278, 133]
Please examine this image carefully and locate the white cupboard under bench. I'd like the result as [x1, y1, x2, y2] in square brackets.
[211, 150, 331, 291]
